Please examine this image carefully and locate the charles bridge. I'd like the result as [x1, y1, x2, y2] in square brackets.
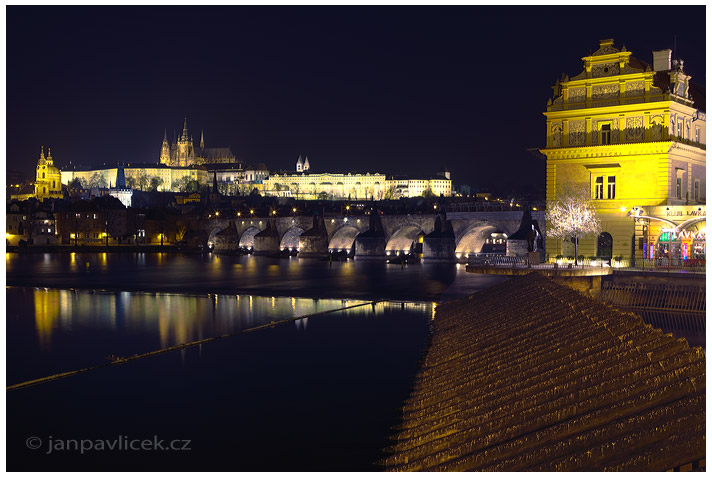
[205, 210, 546, 262]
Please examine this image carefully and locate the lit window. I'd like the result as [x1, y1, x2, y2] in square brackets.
[607, 176, 615, 199]
[694, 180, 700, 201]
[677, 120, 682, 138]
[695, 127, 700, 143]
[599, 124, 611, 144]
[676, 177, 682, 199]
[594, 176, 604, 199]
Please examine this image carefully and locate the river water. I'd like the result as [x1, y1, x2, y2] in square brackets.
[6, 252, 506, 471]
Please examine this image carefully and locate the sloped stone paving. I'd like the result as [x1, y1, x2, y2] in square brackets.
[383, 273, 705, 471]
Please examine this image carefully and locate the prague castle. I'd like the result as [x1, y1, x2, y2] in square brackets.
[264, 156, 452, 200]
[159, 117, 235, 166]
[26, 116, 451, 201]
[541, 39, 705, 264]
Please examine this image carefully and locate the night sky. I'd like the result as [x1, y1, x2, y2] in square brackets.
[6, 6, 706, 198]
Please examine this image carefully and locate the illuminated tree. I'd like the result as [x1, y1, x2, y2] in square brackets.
[137, 172, 149, 191]
[546, 185, 601, 265]
[172, 175, 191, 192]
[68, 178, 83, 189]
[150, 176, 164, 191]
[88, 172, 107, 188]
[175, 221, 188, 243]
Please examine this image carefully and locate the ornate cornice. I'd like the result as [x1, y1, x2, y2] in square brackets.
[541, 141, 674, 160]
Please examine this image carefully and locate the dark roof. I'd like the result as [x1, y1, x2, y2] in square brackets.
[688, 81, 706, 112]
[628, 55, 649, 71]
[203, 162, 247, 171]
[246, 163, 268, 171]
[652, 72, 705, 112]
[61, 163, 205, 172]
[199, 147, 234, 160]
[14, 183, 34, 195]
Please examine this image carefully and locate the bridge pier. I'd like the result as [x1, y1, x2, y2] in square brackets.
[354, 236, 387, 260]
[354, 211, 387, 261]
[298, 216, 329, 258]
[422, 237, 456, 263]
[253, 220, 280, 255]
[421, 215, 456, 263]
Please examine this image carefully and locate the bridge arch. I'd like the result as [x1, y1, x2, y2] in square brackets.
[386, 225, 425, 254]
[238, 226, 261, 249]
[328, 225, 360, 252]
[455, 225, 499, 257]
[207, 226, 223, 249]
[280, 226, 305, 251]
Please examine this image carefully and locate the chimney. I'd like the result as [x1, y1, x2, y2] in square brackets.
[652, 49, 672, 71]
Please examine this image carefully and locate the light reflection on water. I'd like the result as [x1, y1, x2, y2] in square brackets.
[10, 286, 433, 384]
[6, 252, 466, 301]
[8, 286, 435, 472]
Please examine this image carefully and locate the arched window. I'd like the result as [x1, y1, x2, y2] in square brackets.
[597, 232, 613, 259]
[43, 187, 46, 194]
[42, 172, 45, 179]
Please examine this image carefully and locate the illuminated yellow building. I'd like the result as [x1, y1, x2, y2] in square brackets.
[34, 147, 63, 199]
[541, 39, 705, 263]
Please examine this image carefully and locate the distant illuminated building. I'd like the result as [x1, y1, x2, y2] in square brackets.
[264, 157, 452, 200]
[159, 117, 235, 166]
[61, 163, 209, 192]
[108, 165, 133, 207]
[20, 147, 63, 200]
[540, 39, 705, 263]
[60, 117, 234, 192]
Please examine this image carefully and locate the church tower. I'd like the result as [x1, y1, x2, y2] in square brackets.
[303, 156, 310, 171]
[34, 146, 63, 199]
[296, 155, 303, 172]
[159, 129, 171, 165]
[175, 116, 194, 167]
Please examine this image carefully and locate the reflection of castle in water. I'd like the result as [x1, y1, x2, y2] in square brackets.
[30, 289, 434, 348]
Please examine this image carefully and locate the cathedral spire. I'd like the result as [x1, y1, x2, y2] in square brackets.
[163, 129, 168, 142]
[200, 129, 205, 149]
[40, 146, 45, 159]
[182, 116, 189, 140]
